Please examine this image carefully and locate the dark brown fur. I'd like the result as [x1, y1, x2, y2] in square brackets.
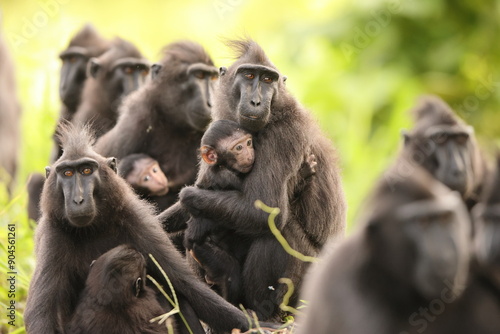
[24, 124, 260, 334]
[66, 245, 169, 334]
[59, 24, 110, 122]
[27, 25, 111, 222]
[73, 38, 147, 138]
[402, 95, 487, 207]
[297, 163, 471, 334]
[178, 39, 346, 320]
[423, 156, 500, 334]
[96, 41, 216, 212]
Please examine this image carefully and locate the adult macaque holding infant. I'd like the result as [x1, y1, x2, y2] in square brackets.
[160, 39, 347, 320]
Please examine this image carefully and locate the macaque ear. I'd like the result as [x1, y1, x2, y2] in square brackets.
[201, 145, 217, 165]
[151, 63, 162, 79]
[135, 277, 142, 297]
[88, 58, 101, 78]
[106, 157, 117, 173]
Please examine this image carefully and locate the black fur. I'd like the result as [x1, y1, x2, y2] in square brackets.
[402, 95, 487, 208]
[66, 245, 170, 334]
[24, 124, 261, 334]
[178, 39, 346, 320]
[73, 38, 148, 139]
[297, 162, 471, 334]
[96, 41, 216, 212]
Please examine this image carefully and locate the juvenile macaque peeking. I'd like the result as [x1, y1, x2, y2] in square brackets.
[118, 154, 169, 197]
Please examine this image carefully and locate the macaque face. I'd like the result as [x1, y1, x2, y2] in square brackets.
[201, 132, 255, 174]
[226, 133, 254, 173]
[126, 158, 169, 196]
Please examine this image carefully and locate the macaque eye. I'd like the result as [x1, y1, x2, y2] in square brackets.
[152, 167, 158, 173]
[417, 216, 432, 228]
[123, 66, 133, 74]
[82, 167, 93, 175]
[437, 211, 453, 224]
[141, 68, 149, 76]
[262, 76, 273, 83]
[144, 175, 150, 182]
[69, 56, 77, 63]
[245, 73, 255, 80]
[211, 74, 218, 81]
[431, 133, 448, 145]
[455, 134, 469, 145]
[63, 170, 74, 177]
[235, 145, 243, 151]
[194, 72, 205, 79]
[247, 139, 252, 147]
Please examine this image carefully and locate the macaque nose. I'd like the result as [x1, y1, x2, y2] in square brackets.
[73, 196, 84, 205]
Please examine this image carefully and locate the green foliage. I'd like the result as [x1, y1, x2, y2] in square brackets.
[1, 1, 499, 332]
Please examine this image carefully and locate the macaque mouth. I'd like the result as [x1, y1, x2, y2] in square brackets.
[241, 115, 260, 120]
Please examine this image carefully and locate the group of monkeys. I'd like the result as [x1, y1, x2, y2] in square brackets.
[6, 23, 497, 333]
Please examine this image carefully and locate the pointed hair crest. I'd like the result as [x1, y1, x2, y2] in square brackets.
[411, 95, 461, 126]
[226, 39, 276, 68]
[56, 121, 96, 159]
[161, 40, 214, 67]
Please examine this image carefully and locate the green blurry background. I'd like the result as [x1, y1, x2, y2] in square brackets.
[1, 0, 500, 332]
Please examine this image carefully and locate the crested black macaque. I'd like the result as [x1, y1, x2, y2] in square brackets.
[27, 25, 111, 222]
[401, 95, 487, 209]
[0, 26, 21, 197]
[66, 245, 169, 334]
[178, 39, 346, 320]
[52, 24, 111, 162]
[96, 41, 217, 212]
[162, 119, 317, 305]
[296, 161, 472, 334]
[73, 38, 149, 139]
[24, 124, 275, 334]
[425, 156, 500, 334]
[118, 154, 169, 197]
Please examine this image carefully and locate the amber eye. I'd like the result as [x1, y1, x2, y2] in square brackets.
[82, 167, 92, 175]
[245, 73, 255, 80]
[431, 133, 448, 145]
[211, 74, 218, 81]
[418, 216, 431, 228]
[64, 170, 74, 177]
[195, 72, 205, 79]
[438, 211, 452, 224]
[262, 76, 273, 83]
[141, 68, 149, 76]
[247, 139, 252, 147]
[123, 66, 133, 74]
